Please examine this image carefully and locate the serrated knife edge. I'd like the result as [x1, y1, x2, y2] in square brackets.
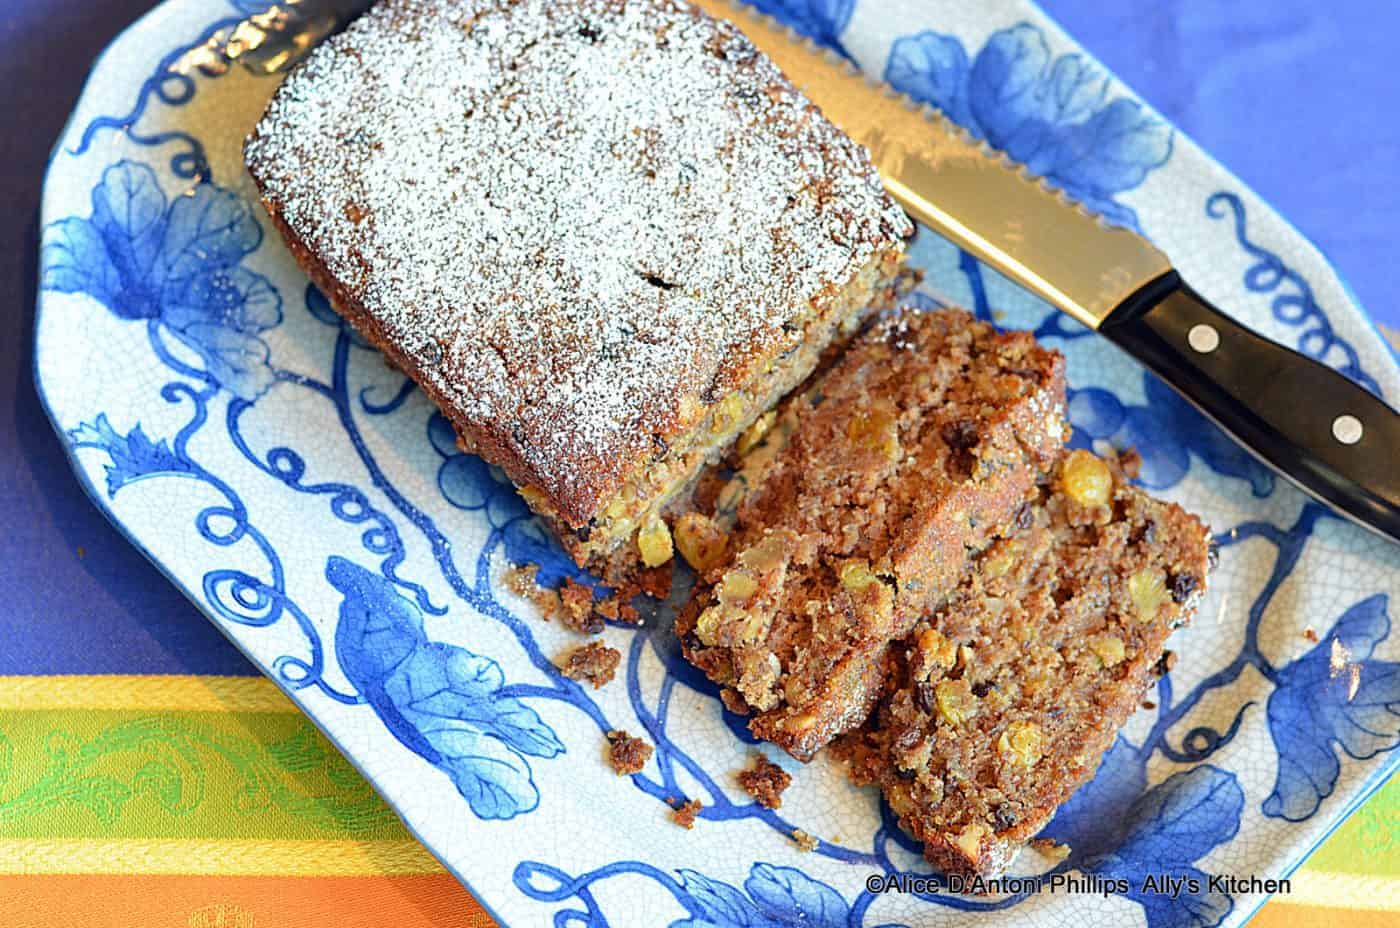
[693, 0, 1172, 329]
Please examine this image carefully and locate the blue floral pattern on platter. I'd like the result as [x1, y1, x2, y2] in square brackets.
[748, 0, 855, 57]
[43, 161, 281, 400]
[33, 1, 1400, 926]
[885, 23, 1171, 230]
[327, 556, 564, 819]
[1262, 594, 1400, 822]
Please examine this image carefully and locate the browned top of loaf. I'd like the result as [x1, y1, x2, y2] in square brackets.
[244, 0, 911, 526]
[840, 453, 1213, 877]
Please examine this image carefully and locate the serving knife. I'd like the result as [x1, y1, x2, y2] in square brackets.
[694, 0, 1400, 544]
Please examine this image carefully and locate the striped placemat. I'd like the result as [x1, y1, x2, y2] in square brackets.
[0, 673, 1392, 927]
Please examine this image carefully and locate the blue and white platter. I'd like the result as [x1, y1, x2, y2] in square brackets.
[33, 1, 1400, 925]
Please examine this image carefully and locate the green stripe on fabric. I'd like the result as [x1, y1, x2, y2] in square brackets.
[0, 709, 407, 842]
[1303, 774, 1398, 878]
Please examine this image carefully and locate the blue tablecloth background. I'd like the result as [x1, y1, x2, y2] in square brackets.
[3, 0, 1398, 675]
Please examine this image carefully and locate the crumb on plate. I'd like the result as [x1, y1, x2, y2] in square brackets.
[1029, 838, 1071, 863]
[561, 642, 621, 688]
[738, 754, 792, 810]
[606, 729, 652, 775]
[672, 798, 703, 829]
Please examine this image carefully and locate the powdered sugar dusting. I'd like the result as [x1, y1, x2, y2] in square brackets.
[246, 0, 910, 521]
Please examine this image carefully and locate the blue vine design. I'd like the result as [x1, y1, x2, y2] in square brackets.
[1205, 192, 1381, 396]
[67, 17, 242, 181]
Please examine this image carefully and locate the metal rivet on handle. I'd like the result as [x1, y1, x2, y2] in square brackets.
[1333, 415, 1364, 445]
[1187, 323, 1220, 354]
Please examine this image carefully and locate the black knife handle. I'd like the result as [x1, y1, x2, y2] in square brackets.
[1100, 272, 1400, 542]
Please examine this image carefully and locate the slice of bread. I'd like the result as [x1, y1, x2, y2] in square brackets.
[677, 308, 1067, 761]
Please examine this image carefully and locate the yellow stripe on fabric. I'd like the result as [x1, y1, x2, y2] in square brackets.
[1271, 870, 1400, 911]
[0, 675, 292, 713]
[1253, 902, 1399, 928]
[0, 839, 444, 876]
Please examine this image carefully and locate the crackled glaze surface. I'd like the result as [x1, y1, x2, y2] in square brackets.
[34, 1, 1400, 926]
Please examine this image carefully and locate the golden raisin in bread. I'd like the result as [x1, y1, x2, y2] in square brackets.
[244, 0, 912, 577]
[839, 451, 1212, 878]
[676, 308, 1067, 760]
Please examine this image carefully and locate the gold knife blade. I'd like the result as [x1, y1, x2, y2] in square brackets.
[692, 0, 1172, 329]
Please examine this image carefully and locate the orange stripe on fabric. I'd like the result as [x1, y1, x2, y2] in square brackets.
[0, 874, 496, 928]
[2, 878, 1395, 928]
